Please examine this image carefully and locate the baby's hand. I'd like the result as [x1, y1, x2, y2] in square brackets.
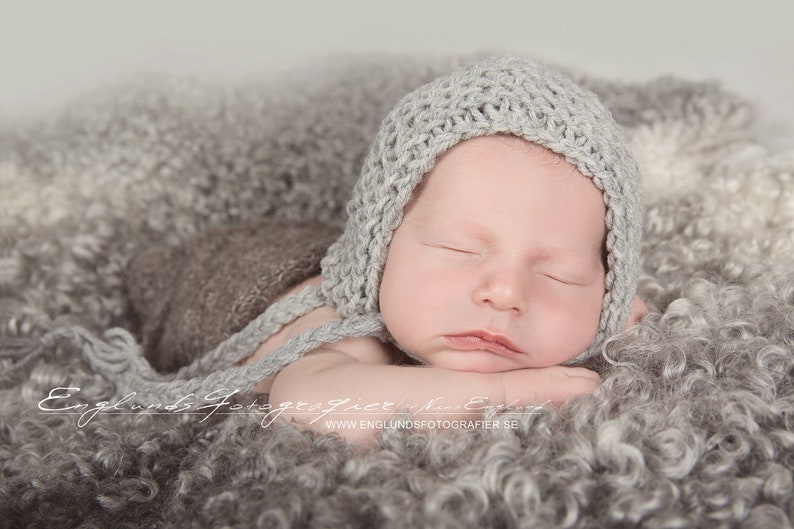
[503, 366, 600, 406]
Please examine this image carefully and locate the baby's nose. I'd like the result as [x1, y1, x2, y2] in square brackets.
[472, 267, 529, 313]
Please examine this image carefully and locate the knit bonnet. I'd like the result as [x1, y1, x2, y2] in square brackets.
[322, 54, 643, 361]
[46, 55, 643, 403]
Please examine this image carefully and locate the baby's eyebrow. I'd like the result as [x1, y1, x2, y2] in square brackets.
[405, 206, 466, 236]
[416, 215, 495, 247]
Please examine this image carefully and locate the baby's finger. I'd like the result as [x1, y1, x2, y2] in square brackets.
[561, 366, 601, 381]
[543, 366, 600, 403]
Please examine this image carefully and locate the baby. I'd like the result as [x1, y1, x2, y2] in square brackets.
[242, 136, 646, 441]
[90, 55, 645, 444]
[233, 56, 647, 441]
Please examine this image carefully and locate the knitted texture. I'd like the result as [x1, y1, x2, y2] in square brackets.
[126, 220, 340, 372]
[322, 54, 643, 362]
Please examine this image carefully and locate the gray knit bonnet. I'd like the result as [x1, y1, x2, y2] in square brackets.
[45, 55, 643, 404]
[322, 55, 643, 359]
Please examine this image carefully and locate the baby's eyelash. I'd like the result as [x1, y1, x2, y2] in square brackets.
[542, 273, 579, 286]
[425, 242, 476, 255]
[441, 245, 475, 255]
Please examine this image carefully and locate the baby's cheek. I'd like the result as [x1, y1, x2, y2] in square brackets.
[535, 291, 601, 361]
[568, 295, 603, 351]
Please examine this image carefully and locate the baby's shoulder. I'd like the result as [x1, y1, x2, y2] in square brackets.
[249, 275, 400, 367]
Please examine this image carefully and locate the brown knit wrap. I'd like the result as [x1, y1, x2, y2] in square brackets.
[125, 221, 340, 372]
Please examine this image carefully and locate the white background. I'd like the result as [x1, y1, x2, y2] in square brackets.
[2, 0, 793, 150]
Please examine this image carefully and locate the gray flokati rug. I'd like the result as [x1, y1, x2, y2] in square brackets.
[2, 54, 794, 528]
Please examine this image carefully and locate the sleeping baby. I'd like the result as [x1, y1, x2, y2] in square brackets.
[231, 55, 647, 441]
[239, 134, 646, 441]
[119, 55, 647, 443]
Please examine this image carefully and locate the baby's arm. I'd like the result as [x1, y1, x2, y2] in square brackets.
[268, 341, 599, 443]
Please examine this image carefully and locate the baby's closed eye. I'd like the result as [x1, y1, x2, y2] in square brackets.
[541, 272, 580, 285]
[421, 235, 482, 257]
[536, 266, 601, 288]
[435, 244, 478, 255]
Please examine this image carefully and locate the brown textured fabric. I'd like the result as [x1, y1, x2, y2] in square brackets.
[125, 221, 340, 372]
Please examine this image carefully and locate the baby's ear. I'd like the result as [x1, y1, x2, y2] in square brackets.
[623, 295, 649, 330]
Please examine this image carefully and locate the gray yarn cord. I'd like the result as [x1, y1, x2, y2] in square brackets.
[26, 285, 384, 405]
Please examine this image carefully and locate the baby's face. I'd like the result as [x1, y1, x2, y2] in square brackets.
[379, 136, 607, 372]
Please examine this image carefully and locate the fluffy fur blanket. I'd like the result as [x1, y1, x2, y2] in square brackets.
[2, 54, 793, 528]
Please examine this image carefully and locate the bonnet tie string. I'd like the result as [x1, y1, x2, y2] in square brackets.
[2, 284, 385, 405]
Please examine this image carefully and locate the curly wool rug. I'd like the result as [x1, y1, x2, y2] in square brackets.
[1, 53, 793, 528]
